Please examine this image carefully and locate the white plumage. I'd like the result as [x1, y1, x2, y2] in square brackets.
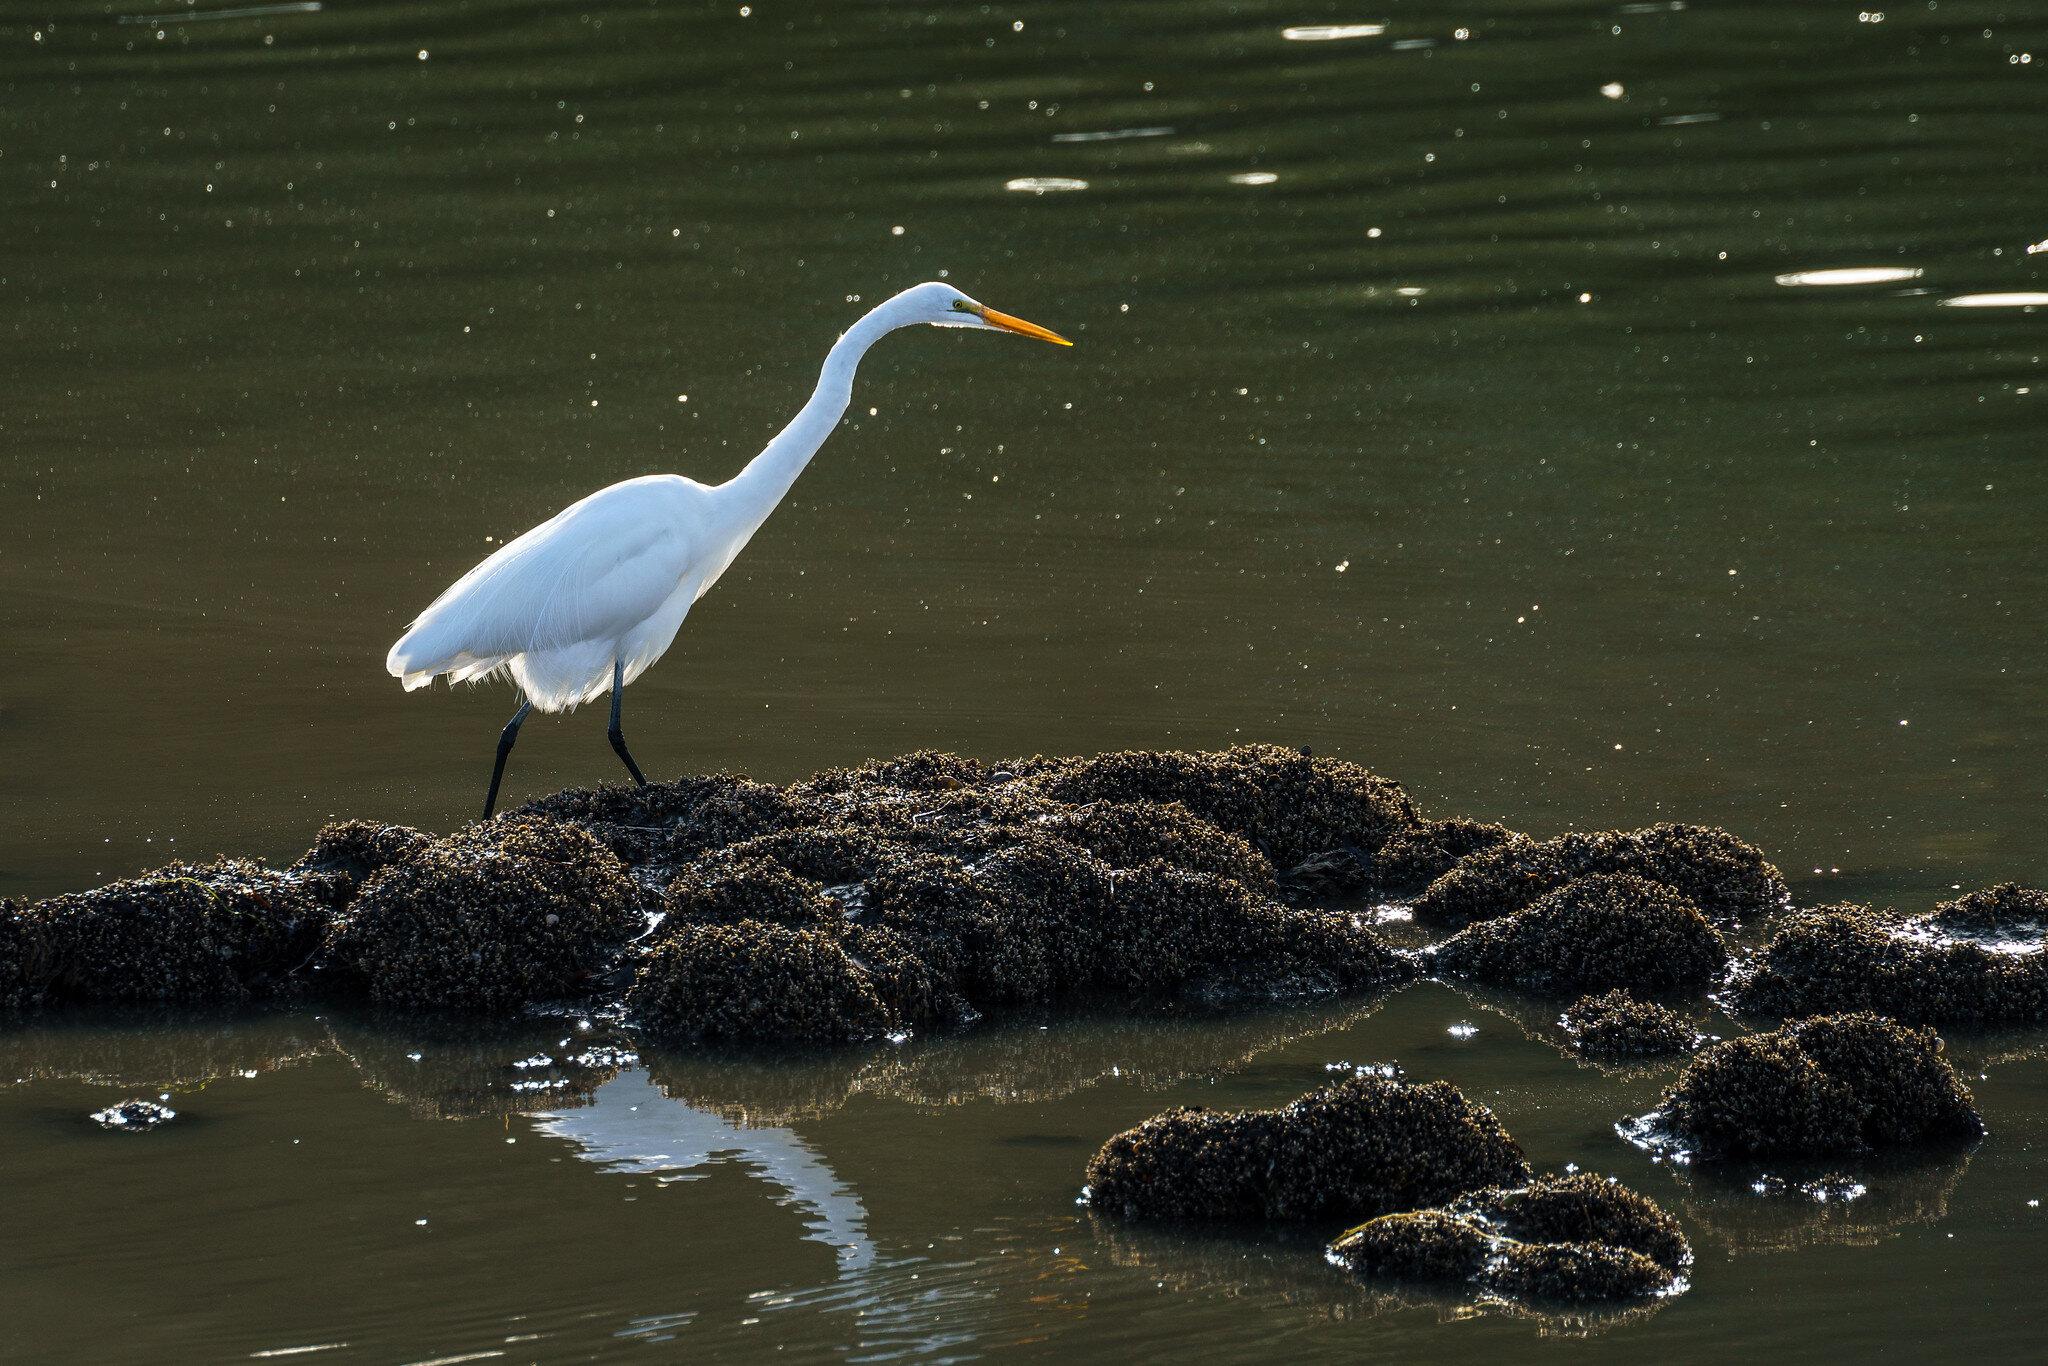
[385, 282, 1071, 814]
[388, 474, 723, 711]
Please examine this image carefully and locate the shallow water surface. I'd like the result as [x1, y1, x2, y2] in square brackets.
[5, 0, 2048, 1360]
[4, 988, 2045, 1363]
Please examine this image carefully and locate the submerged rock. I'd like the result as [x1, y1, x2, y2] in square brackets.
[1644, 1013, 1984, 1158]
[1430, 874, 1728, 997]
[1728, 903, 2048, 1027]
[1562, 990, 1700, 1060]
[2, 860, 350, 1010]
[1082, 1071, 1530, 1222]
[1671, 1149, 1973, 1256]
[321, 819, 647, 1010]
[1414, 824, 1785, 926]
[1329, 1173, 1689, 1303]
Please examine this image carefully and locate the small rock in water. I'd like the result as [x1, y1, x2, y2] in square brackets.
[91, 1099, 177, 1131]
[1562, 989, 1700, 1059]
[1081, 1070, 1530, 1221]
[1328, 1172, 1690, 1303]
[1637, 1012, 1983, 1158]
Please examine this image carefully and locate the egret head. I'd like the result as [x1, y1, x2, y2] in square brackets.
[895, 281, 1074, 345]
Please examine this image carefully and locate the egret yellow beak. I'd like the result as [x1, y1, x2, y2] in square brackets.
[980, 306, 1074, 346]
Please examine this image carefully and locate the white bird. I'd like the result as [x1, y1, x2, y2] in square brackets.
[386, 282, 1072, 817]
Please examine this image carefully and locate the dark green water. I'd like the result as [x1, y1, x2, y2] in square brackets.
[5, 0, 2048, 1359]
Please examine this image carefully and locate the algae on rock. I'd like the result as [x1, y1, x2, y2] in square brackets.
[1430, 873, 1728, 997]
[1082, 1071, 1530, 1222]
[1645, 1013, 1984, 1158]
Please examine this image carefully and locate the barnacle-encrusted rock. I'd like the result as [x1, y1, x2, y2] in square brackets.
[321, 819, 646, 1010]
[1046, 801, 1276, 893]
[1415, 824, 1785, 926]
[507, 746, 1415, 1036]
[1370, 819, 1525, 899]
[1563, 990, 1700, 1059]
[1727, 904, 2048, 1026]
[1486, 1241, 1674, 1301]
[861, 838, 1411, 1010]
[1023, 745, 1419, 870]
[1648, 1013, 1983, 1157]
[1328, 1173, 1689, 1302]
[628, 919, 893, 1046]
[1430, 874, 1727, 996]
[664, 854, 842, 929]
[1927, 882, 2048, 935]
[1328, 1208, 1494, 1281]
[2, 859, 350, 1009]
[519, 772, 805, 866]
[290, 820, 434, 884]
[1082, 1072, 1529, 1221]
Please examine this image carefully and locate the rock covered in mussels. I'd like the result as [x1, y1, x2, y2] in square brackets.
[628, 919, 895, 1046]
[1082, 1071, 1529, 1222]
[1728, 902, 2048, 1026]
[1368, 819, 1524, 900]
[1429, 874, 1728, 997]
[1328, 1172, 1689, 1302]
[1414, 823, 1785, 926]
[1, 859, 350, 1010]
[1562, 990, 1700, 1060]
[290, 820, 435, 884]
[321, 818, 647, 1010]
[1645, 1013, 1983, 1158]
[1021, 745, 1418, 870]
[1925, 882, 2048, 936]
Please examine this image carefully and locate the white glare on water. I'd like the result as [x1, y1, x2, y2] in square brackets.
[1940, 292, 2048, 307]
[1773, 267, 1923, 286]
[1051, 128, 1174, 143]
[1281, 25, 1386, 41]
[1004, 177, 1088, 193]
[1229, 172, 1279, 185]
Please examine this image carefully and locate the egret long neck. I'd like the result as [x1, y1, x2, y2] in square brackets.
[715, 307, 896, 537]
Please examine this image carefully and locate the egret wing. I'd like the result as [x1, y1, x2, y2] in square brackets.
[387, 479, 702, 687]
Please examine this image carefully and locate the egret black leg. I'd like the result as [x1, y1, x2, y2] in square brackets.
[482, 700, 533, 820]
[608, 659, 648, 787]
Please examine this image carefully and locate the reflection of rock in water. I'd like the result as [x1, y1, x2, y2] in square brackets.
[640, 994, 1393, 1128]
[1090, 1216, 1675, 1338]
[1435, 982, 1713, 1079]
[531, 1069, 875, 1272]
[1670, 1147, 1973, 1255]
[0, 1010, 331, 1090]
[325, 1012, 633, 1121]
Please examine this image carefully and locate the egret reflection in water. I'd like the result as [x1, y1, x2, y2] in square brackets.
[532, 1069, 876, 1273]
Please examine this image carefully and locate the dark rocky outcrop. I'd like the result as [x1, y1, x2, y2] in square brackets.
[1640, 1013, 1984, 1158]
[1429, 874, 1728, 997]
[1561, 990, 1700, 1060]
[1082, 1071, 1529, 1222]
[1328, 1172, 1690, 1303]
[1414, 824, 1785, 927]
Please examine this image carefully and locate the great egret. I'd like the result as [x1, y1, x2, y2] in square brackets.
[386, 282, 1072, 818]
